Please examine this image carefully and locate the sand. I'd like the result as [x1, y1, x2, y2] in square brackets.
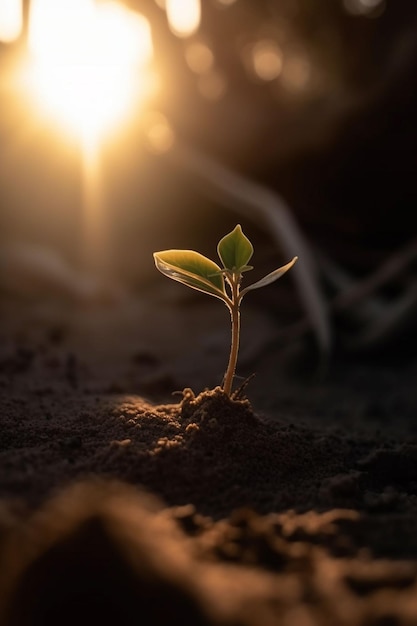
[1, 294, 417, 625]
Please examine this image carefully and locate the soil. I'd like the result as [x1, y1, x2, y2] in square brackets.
[1, 292, 417, 626]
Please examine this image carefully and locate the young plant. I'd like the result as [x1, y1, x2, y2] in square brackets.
[153, 225, 297, 397]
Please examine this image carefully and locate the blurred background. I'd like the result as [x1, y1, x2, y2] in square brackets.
[1, 0, 417, 396]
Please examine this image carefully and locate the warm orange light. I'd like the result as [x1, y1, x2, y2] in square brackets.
[198, 70, 227, 101]
[21, 0, 155, 146]
[0, 0, 22, 42]
[281, 55, 311, 93]
[185, 41, 214, 74]
[166, 0, 201, 38]
[144, 111, 175, 154]
[251, 40, 283, 81]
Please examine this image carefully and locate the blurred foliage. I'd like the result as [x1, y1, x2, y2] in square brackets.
[134, 0, 417, 268]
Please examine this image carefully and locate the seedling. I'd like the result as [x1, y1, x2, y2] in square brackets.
[153, 225, 297, 397]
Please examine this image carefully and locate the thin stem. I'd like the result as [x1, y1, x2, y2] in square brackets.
[223, 276, 241, 396]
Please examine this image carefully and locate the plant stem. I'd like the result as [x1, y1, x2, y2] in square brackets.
[223, 277, 241, 396]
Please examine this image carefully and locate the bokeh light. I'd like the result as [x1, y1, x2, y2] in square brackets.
[166, 0, 201, 38]
[185, 41, 214, 74]
[144, 111, 175, 154]
[281, 54, 311, 93]
[197, 70, 227, 101]
[215, 0, 238, 6]
[343, 0, 385, 17]
[0, 0, 22, 43]
[250, 40, 283, 82]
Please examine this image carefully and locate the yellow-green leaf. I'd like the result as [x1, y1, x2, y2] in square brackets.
[153, 250, 227, 299]
[217, 225, 253, 272]
[240, 257, 298, 297]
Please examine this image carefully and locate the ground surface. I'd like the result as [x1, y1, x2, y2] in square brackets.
[1, 293, 417, 626]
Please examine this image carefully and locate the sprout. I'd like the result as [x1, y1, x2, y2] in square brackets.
[154, 225, 297, 397]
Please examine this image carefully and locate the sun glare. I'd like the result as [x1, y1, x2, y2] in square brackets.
[21, 0, 155, 146]
[0, 0, 22, 43]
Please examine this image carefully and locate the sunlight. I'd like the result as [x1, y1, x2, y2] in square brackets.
[166, 0, 201, 37]
[22, 0, 154, 146]
[0, 0, 22, 42]
[10, 0, 156, 276]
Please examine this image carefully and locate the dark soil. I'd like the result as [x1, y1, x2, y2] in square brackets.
[1, 294, 417, 626]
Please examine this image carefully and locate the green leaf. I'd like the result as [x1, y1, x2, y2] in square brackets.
[153, 250, 227, 300]
[217, 225, 254, 272]
[240, 256, 298, 297]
